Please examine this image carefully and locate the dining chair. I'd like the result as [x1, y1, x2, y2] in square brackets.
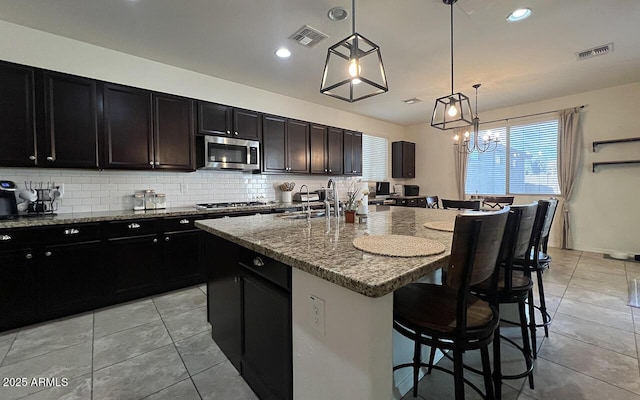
[470, 202, 538, 399]
[393, 207, 509, 399]
[441, 199, 481, 211]
[512, 198, 558, 358]
[482, 196, 515, 210]
[426, 195, 440, 209]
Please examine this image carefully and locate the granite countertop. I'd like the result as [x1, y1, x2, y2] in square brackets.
[196, 206, 459, 298]
[0, 201, 313, 229]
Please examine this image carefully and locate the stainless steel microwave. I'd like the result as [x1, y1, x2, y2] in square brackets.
[198, 136, 260, 172]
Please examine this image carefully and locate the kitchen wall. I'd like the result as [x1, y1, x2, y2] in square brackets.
[0, 19, 407, 212]
[409, 82, 640, 255]
[0, 168, 362, 213]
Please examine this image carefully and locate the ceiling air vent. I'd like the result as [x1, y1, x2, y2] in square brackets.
[289, 25, 328, 48]
[403, 98, 423, 105]
[576, 43, 613, 61]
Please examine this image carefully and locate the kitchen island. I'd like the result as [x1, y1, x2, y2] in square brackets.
[196, 206, 459, 400]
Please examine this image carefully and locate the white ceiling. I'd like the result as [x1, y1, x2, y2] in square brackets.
[1, 0, 639, 126]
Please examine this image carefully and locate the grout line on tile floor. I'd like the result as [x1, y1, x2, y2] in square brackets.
[0, 333, 18, 367]
[91, 311, 95, 400]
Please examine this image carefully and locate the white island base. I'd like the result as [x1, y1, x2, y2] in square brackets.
[292, 268, 438, 400]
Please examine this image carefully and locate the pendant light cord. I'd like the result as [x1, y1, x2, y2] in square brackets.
[450, 1, 454, 95]
[352, 0, 356, 34]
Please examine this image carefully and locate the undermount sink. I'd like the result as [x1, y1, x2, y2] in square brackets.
[277, 210, 325, 219]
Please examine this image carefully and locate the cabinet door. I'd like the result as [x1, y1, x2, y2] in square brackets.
[309, 124, 327, 174]
[343, 130, 354, 175]
[163, 230, 203, 291]
[352, 131, 363, 175]
[205, 235, 242, 370]
[103, 83, 153, 169]
[105, 234, 161, 301]
[43, 72, 99, 168]
[0, 248, 37, 331]
[0, 61, 36, 167]
[327, 127, 344, 175]
[392, 141, 416, 178]
[242, 272, 292, 400]
[286, 119, 309, 173]
[40, 240, 105, 318]
[233, 108, 261, 140]
[154, 93, 195, 170]
[262, 115, 287, 173]
[197, 101, 231, 136]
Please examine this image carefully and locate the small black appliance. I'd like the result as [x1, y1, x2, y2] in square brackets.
[0, 180, 18, 220]
[403, 185, 420, 196]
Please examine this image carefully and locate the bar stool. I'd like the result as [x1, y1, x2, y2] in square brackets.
[441, 199, 481, 211]
[426, 195, 440, 209]
[482, 196, 515, 210]
[512, 198, 558, 358]
[471, 202, 538, 399]
[393, 208, 509, 399]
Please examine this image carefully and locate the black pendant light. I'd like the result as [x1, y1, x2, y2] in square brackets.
[431, 0, 473, 130]
[320, 0, 388, 102]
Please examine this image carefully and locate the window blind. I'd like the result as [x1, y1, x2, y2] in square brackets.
[362, 134, 388, 181]
[465, 127, 507, 196]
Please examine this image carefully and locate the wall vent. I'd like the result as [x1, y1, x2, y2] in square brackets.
[576, 43, 613, 61]
[403, 97, 423, 105]
[289, 25, 328, 48]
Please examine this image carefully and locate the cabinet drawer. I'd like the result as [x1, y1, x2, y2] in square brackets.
[0, 228, 34, 250]
[239, 250, 290, 291]
[39, 223, 100, 243]
[394, 199, 408, 206]
[163, 215, 204, 232]
[417, 198, 427, 208]
[407, 198, 418, 207]
[104, 218, 158, 237]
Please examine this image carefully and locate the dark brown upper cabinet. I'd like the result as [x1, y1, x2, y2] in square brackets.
[102, 84, 194, 171]
[42, 72, 99, 168]
[102, 83, 154, 169]
[392, 140, 416, 178]
[262, 115, 309, 173]
[310, 124, 343, 175]
[197, 101, 261, 141]
[154, 93, 195, 170]
[343, 130, 362, 176]
[0, 61, 36, 167]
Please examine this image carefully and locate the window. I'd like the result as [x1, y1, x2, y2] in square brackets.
[465, 118, 560, 196]
[362, 134, 388, 181]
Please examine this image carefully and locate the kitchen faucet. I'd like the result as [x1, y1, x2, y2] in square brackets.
[298, 184, 311, 220]
[326, 179, 339, 218]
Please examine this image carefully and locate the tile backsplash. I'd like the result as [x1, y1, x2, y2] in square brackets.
[0, 168, 362, 214]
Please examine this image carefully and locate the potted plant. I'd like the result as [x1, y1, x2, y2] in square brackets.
[344, 186, 360, 223]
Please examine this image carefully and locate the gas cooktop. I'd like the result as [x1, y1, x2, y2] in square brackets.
[195, 201, 267, 210]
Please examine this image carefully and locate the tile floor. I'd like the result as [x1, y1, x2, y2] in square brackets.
[0, 248, 638, 400]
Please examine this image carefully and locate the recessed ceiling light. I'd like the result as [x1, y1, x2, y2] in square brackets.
[275, 48, 291, 58]
[328, 7, 348, 21]
[507, 8, 532, 22]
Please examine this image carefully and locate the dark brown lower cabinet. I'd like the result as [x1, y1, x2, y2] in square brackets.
[40, 240, 106, 319]
[0, 248, 37, 331]
[163, 229, 203, 291]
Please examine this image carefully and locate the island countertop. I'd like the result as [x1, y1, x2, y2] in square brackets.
[196, 206, 458, 298]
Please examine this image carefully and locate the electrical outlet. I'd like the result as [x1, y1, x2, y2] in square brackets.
[57, 184, 65, 198]
[310, 295, 325, 335]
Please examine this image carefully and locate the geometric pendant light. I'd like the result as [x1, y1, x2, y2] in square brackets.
[431, 0, 473, 129]
[320, 0, 389, 102]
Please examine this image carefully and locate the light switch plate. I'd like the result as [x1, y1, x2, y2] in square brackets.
[310, 295, 325, 335]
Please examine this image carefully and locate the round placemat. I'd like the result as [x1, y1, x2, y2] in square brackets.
[423, 220, 455, 232]
[353, 235, 446, 257]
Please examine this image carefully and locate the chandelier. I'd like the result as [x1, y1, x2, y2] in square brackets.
[320, 0, 388, 102]
[453, 84, 499, 154]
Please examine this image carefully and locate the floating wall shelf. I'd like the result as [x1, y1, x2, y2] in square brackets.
[592, 137, 640, 152]
[591, 137, 640, 172]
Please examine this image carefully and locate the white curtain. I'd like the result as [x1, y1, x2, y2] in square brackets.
[557, 108, 582, 249]
[453, 128, 468, 200]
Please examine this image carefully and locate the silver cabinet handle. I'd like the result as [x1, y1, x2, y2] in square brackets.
[165, 237, 170, 241]
[153, 238, 158, 243]
[47, 156, 54, 161]
[155, 161, 160, 165]
[226, 130, 230, 135]
[234, 131, 238, 136]
[64, 228, 80, 235]
[234, 277, 240, 283]
[0, 234, 11, 241]
[127, 223, 141, 229]
[29, 155, 36, 161]
[149, 161, 154, 165]
[329, 169, 332, 173]
[179, 219, 190, 224]
[252, 257, 264, 267]
[26, 253, 33, 259]
[45, 251, 52, 257]
[324, 168, 327, 172]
